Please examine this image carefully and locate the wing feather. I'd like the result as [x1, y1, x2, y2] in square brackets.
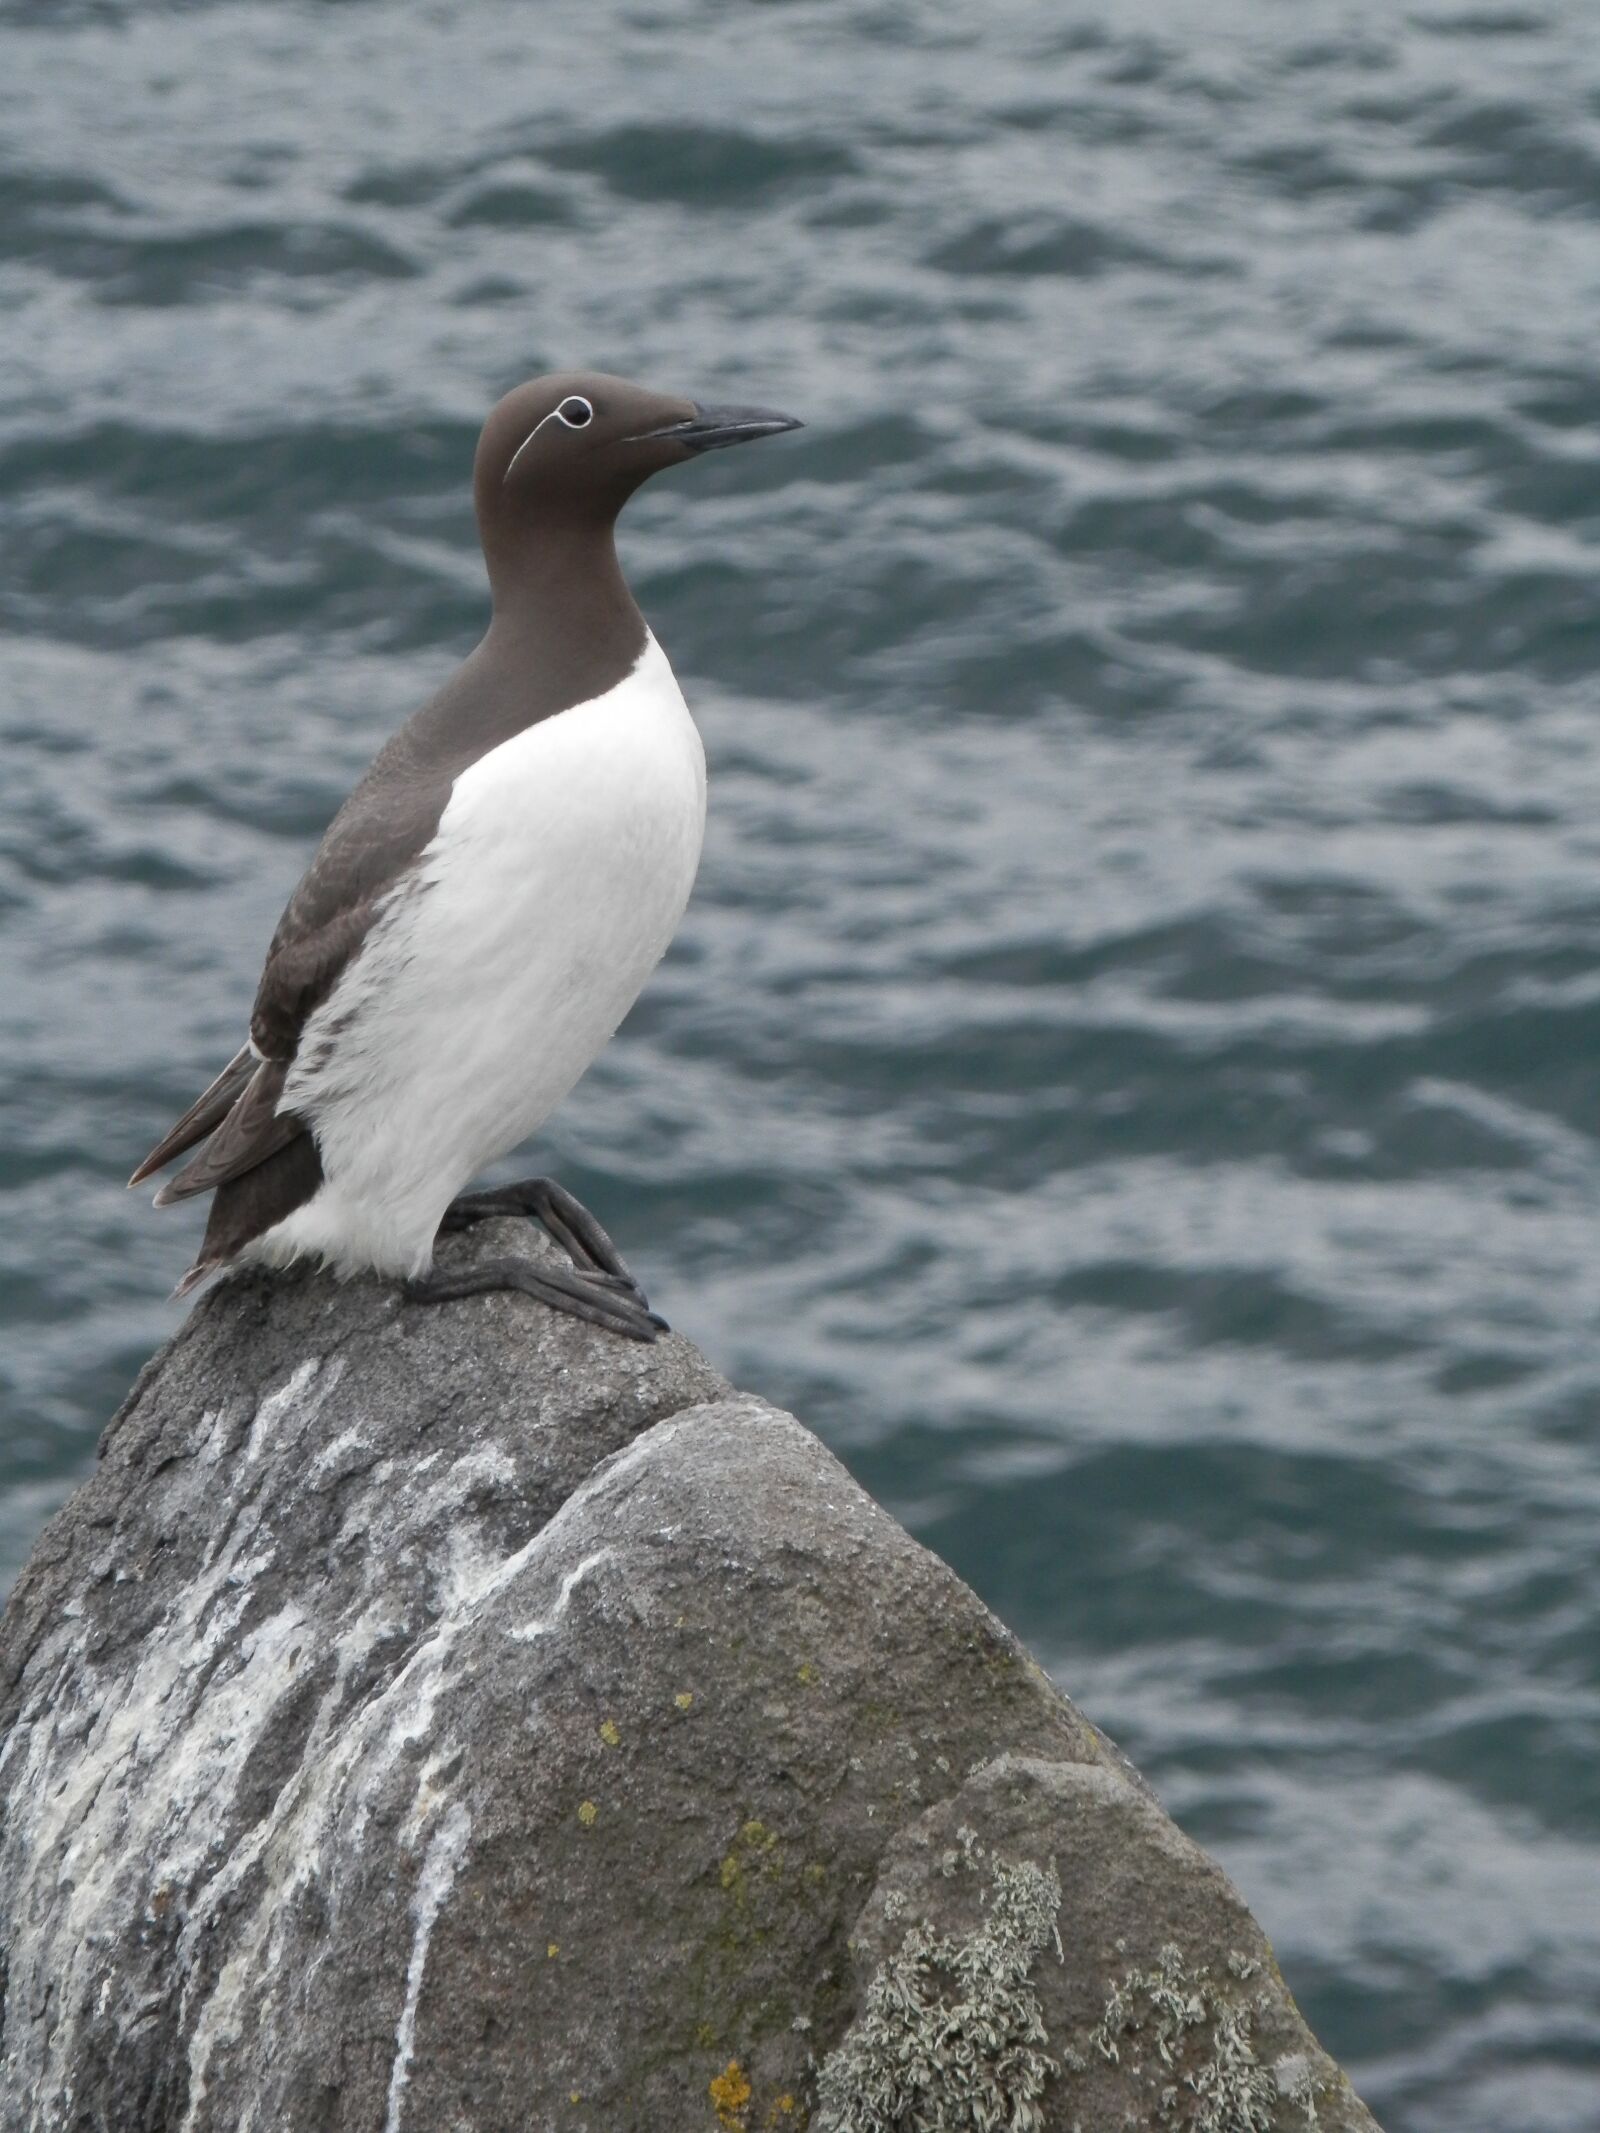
[133, 665, 495, 1224]
[134, 760, 453, 1194]
[128, 1044, 256, 1187]
[152, 1060, 303, 1205]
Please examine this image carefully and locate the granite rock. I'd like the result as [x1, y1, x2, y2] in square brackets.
[0, 1218, 1380, 2131]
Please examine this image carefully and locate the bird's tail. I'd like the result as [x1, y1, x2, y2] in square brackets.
[167, 1135, 327, 1304]
[171, 1258, 220, 1301]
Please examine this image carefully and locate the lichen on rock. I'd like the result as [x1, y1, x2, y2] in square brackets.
[827, 1756, 1366, 2133]
[1090, 1941, 1292, 2132]
[814, 1828, 1063, 2133]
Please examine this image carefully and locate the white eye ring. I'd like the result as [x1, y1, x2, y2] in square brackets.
[504, 394, 597, 482]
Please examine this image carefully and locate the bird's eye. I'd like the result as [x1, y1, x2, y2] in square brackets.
[556, 396, 594, 429]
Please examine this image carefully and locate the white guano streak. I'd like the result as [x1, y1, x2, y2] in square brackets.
[180, 1423, 676, 2127]
[509, 1546, 611, 1641]
[382, 1800, 473, 2133]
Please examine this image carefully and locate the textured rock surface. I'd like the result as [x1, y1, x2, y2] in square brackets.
[0, 1218, 1380, 2132]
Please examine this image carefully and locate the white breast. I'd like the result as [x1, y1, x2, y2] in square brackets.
[264, 634, 706, 1277]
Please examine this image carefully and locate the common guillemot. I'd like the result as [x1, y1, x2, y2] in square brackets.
[130, 372, 802, 1340]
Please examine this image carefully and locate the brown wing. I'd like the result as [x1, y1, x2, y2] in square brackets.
[128, 1044, 255, 1187]
[134, 736, 456, 1207]
[247, 897, 393, 1064]
[152, 1059, 301, 1204]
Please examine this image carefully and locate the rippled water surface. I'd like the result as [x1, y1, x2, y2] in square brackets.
[4, 1, 1600, 2122]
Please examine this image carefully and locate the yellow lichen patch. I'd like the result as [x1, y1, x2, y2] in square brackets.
[721, 1817, 785, 1908]
[577, 1799, 598, 1827]
[696, 2021, 718, 2050]
[547, 1942, 560, 1959]
[598, 1719, 620, 1748]
[796, 1662, 818, 1687]
[568, 2091, 582, 2105]
[709, 2059, 752, 2129]
[767, 2097, 797, 2122]
[676, 1691, 695, 1710]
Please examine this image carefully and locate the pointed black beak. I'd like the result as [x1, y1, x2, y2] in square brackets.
[645, 402, 804, 455]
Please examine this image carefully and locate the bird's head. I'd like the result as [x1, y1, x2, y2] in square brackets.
[475, 370, 802, 535]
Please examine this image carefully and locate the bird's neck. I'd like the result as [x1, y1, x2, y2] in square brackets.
[481, 509, 648, 683]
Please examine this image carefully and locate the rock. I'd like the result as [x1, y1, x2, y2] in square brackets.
[818, 1757, 1373, 2133]
[0, 1217, 1380, 2132]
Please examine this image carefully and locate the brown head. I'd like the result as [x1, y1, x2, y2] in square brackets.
[473, 370, 801, 609]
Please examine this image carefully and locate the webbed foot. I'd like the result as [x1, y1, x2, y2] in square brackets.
[429, 1176, 664, 1339]
[404, 1254, 666, 1343]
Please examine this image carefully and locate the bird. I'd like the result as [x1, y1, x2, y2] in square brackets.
[130, 371, 802, 1341]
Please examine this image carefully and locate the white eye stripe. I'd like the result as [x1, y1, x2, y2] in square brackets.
[503, 396, 595, 482]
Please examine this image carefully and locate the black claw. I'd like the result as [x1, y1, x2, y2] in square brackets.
[431, 1177, 663, 1335]
[404, 1256, 661, 1343]
[438, 1176, 641, 1289]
